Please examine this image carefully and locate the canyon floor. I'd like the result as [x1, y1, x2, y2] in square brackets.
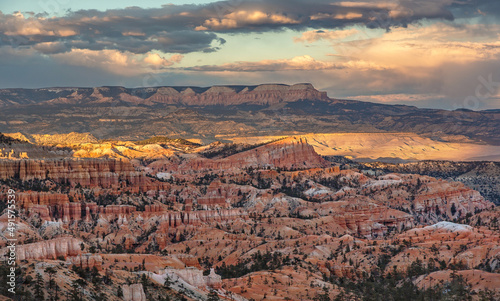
[0, 133, 499, 301]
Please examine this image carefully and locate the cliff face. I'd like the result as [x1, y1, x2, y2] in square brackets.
[15, 192, 247, 226]
[224, 137, 328, 169]
[0, 158, 160, 190]
[68, 254, 103, 269]
[0, 237, 83, 261]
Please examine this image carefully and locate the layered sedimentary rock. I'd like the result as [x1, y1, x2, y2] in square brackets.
[384, 221, 500, 274]
[0, 158, 163, 190]
[356, 174, 495, 224]
[1, 136, 498, 300]
[16, 192, 70, 207]
[68, 253, 103, 269]
[225, 137, 328, 169]
[0, 237, 82, 261]
[0, 84, 329, 107]
[322, 200, 414, 238]
[413, 184, 492, 219]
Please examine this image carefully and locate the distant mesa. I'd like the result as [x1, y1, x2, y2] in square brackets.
[0, 83, 329, 107]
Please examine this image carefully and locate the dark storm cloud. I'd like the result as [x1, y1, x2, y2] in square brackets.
[0, 0, 470, 55]
[0, 7, 225, 54]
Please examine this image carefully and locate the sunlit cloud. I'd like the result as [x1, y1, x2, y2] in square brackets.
[51, 49, 184, 75]
[185, 55, 388, 72]
[144, 53, 184, 67]
[197, 11, 299, 31]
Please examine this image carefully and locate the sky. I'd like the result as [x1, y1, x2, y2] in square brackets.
[0, 0, 499, 110]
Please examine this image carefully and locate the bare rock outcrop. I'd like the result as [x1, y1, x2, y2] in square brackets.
[0, 237, 82, 261]
[68, 253, 103, 270]
[164, 267, 222, 289]
[122, 283, 147, 301]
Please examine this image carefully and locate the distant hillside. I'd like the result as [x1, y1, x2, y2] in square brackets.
[0, 84, 499, 145]
[136, 136, 201, 148]
[0, 132, 24, 144]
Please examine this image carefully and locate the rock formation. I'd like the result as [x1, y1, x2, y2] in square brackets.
[164, 267, 222, 289]
[151, 137, 328, 174]
[0, 137, 498, 300]
[0, 84, 328, 108]
[0, 237, 82, 261]
[122, 283, 147, 301]
[147, 83, 328, 106]
[0, 158, 164, 190]
[68, 253, 103, 270]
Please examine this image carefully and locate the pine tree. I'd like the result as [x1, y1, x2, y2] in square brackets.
[313, 286, 330, 301]
[164, 276, 172, 289]
[45, 267, 57, 300]
[69, 280, 83, 301]
[207, 289, 220, 301]
[34, 273, 45, 300]
[451, 203, 457, 216]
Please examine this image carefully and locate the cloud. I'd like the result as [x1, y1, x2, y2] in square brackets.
[0, 9, 225, 55]
[0, 0, 474, 57]
[197, 10, 300, 31]
[336, 23, 500, 69]
[178, 21, 500, 109]
[50, 49, 184, 75]
[144, 53, 184, 67]
[450, 0, 500, 19]
[294, 29, 359, 43]
[32, 41, 69, 54]
[185, 55, 387, 72]
[53, 49, 139, 74]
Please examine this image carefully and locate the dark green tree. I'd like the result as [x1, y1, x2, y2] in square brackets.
[34, 273, 45, 300]
[207, 289, 220, 301]
[44, 266, 57, 300]
[69, 280, 83, 301]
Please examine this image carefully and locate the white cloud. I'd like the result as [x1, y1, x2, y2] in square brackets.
[199, 10, 299, 30]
